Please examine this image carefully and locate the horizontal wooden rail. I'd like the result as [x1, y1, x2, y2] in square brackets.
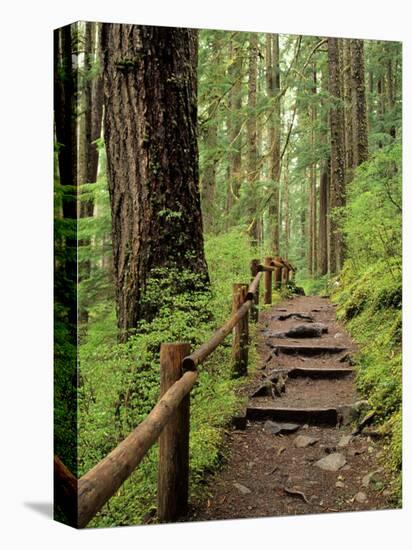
[182, 298, 254, 371]
[77, 370, 198, 528]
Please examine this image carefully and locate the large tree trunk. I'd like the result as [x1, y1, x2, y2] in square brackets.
[266, 33, 281, 254]
[350, 39, 368, 166]
[101, 24, 209, 341]
[247, 33, 259, 246]
[328, 37, 346, 274]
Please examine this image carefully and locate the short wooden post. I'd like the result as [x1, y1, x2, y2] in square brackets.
[282, 264, 289, 286]
[158, 342, 191, 523]
[232, 283, 249, 377]
[264, 257, 272, 304]
[250, 258, 260, 322]
[274, 255, 282, 289]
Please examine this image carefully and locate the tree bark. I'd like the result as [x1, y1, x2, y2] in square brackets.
[351, 39, 368, 166]
[247, 33, 259, 246]
[101, 24, 209, 340]
[266, 33, 281, 254]
[318, 160, 329, 275]
[227, 35, 243, 213]
[328, 37, 346, 274]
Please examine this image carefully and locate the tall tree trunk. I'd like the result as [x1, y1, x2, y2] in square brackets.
[328, 37, 346, 274]
[318, 160, 329, 275]
[227, 36, 243, 213]
[284, 153, 290, 259]
[266, 33, 281, 254]
[201, 105, 217, 232]
[247, 33, 259, 246]
[101, 24, 209, 341]
[308, 62, 317, 276]
[351, 39, 368, 166]
[342, 39, 354, 176]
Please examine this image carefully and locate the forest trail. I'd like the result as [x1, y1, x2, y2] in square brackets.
[189, 295, 393, 521]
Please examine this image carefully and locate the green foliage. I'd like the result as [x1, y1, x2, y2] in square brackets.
[332, 144, 402, 502]
[78, 228, 260, 526]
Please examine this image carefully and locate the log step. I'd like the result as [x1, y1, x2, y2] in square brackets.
[246, 405, 338, 426]
[287, 367, 354, 379]
[272, 345, 347, 356]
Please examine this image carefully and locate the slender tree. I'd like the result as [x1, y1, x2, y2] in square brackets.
[327, 38, 346, 274]
[266, 33, 281, 254]
[247, 33, 259, 245]
[101, 24, 209, 340]
[350, 39, 368, 166]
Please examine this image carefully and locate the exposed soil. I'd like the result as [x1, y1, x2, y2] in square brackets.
[188, 295, 397, 522]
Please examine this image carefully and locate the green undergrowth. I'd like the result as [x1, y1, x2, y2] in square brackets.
[332, 259, 402, 502]
[79, 228, 265, 527]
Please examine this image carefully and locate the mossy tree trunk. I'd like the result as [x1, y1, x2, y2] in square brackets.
[101, 24, 209, 341]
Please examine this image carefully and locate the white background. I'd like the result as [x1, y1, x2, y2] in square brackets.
[0, 0, 410, 548]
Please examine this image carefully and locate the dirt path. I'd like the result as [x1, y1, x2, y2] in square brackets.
[188, 295, 394, 522]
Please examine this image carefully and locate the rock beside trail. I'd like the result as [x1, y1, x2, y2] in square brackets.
[294, 435, 319, 448]
[354, 491, 368, 503]
[337, 435, 352, 448]
[233, 482, 252, 495]
[314, 453, 347, 472]
[263, 420, 300, 435]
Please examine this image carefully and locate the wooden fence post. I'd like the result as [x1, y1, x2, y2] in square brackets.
[282, 264, 289, 286]
[232, 283, 249, 377]
[264, 257, 272, 304]
[250, 258, 260, 322]
[274, 255, 282, 289]
[158, 342, 191, 523]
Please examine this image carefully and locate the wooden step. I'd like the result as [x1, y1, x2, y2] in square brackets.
[271, 344, 347, 356]
[246, 405, 338, 426]
[287, 367, 354, 379]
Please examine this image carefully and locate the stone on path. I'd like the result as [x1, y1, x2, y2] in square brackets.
[314, 453, 347, 472]
[264, 420, 300, 435]
[354, 491, 368, 503]
[233, 482, 252, 495]
[335, 481, 345, 488]
[294, 435, 319, 448]
[337, 435, 352, 448]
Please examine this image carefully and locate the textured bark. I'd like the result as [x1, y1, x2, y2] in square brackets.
[318, 161, 329, 275]
[328, 38, 346, 274]
[247, 33, 259, 245]
[342, 39, 354, 174]
[266, 33, 281, 254]
[101, 24, 209, 340]
[351, 39, 368, 166]
[201, 104, 217, 232]
[227, 36, 243, 212]
[308, 62, 317, 275]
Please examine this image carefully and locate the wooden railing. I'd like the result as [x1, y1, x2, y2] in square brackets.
[55, 256, 295, 527]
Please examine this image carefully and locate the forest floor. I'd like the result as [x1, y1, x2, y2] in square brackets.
[187, 295, 395, 522]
